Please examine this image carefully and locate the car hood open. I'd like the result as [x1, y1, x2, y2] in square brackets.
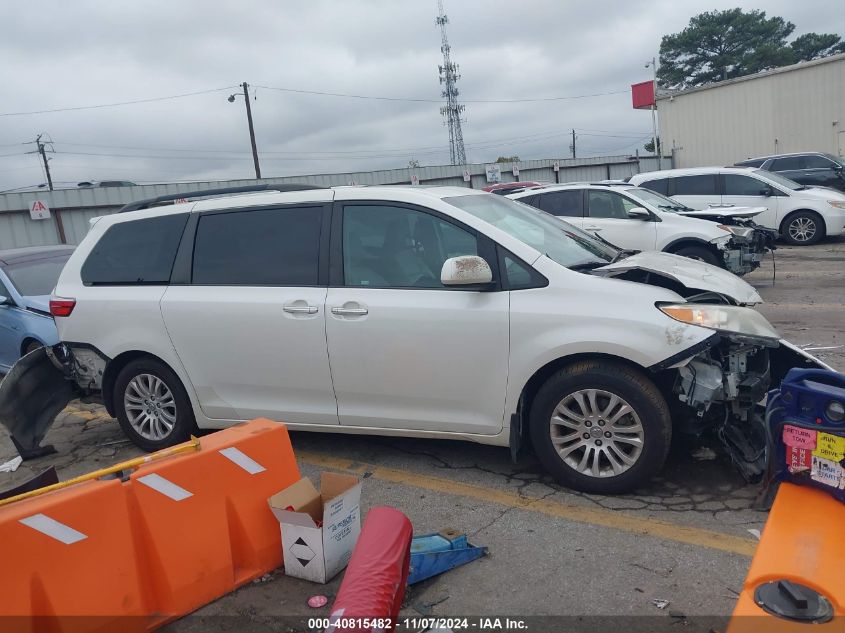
[677, 206, 765, 219]
[592, 251, 763, 305]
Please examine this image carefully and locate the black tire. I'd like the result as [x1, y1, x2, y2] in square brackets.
[113, 357, 196, 452]
[673, 245, 721, 267]
[780, 210, 824, 246]
[529, 360, 672, 494]
[23, 339, 42, 355]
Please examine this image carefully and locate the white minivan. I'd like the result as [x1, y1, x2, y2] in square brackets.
[629, 167, 845, 245]
[0, 185, 826, 494]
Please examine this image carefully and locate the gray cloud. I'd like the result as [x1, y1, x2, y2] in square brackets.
[1, 0, 841, 189]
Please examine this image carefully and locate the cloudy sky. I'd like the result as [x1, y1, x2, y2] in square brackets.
[1, 0, 842, 190]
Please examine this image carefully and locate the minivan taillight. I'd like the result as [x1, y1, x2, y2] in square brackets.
[50, 298, 76, 317]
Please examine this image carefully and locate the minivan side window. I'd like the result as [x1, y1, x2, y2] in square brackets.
[724, 174, 765, 196]
[672, 175, 718, 196]
[81, 214, 189, 285]
[343, 205, 479, 288]
[639, 178, 669, 195]
[192, 206, 322, 285]
[587, 190, 640, 219]
[535, 190, 583, 217]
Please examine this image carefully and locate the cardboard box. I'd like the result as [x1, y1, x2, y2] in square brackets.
[268, 472, 361, 583]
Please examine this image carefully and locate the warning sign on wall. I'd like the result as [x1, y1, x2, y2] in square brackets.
[29, 200, 51, 220]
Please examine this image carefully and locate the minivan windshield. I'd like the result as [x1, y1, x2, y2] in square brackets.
[625, 187, 690, 212]
[754, 169, 805, 191]
[443, 194, 616, 269]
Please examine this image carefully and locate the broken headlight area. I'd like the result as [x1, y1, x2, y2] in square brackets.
[716, 225, 777, 276]
[674, 338, 773, 482]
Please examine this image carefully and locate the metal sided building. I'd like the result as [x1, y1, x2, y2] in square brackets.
[656, 53, 845, 168]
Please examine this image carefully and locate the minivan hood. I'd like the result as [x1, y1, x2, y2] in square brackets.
[678, 206, 765, 219]
[592, 252, 763, 305]
[790, 186, 845, 201]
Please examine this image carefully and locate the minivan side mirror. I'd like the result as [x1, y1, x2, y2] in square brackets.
[627, 207, 651, 219]
[441, 256, 493, 286]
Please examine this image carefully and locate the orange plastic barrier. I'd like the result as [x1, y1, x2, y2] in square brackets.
[729, 483, 845, 632]
[0, 418, 300, 631]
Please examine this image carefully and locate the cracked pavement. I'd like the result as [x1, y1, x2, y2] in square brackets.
[1, 238, 842, 627]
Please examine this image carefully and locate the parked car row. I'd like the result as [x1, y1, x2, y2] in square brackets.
[735, 152, 845, 193]
[629, 166, 845, 245]
[506, 182, 774, 275]
[0, 184, 827, 496]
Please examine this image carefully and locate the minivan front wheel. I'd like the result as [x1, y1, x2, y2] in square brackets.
[114, 357, 195, 451]
[529, 360, 671, 494]
[781, 210, 824, 245]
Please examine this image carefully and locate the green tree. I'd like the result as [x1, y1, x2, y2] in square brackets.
[790, 33, 845, 61]
[495, 155, 519, 163]
[658, 9, 796, 89]
[644, 138, 661, 154]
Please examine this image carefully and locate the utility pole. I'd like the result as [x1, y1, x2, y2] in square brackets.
[436, 0, 467, 165]
[229, 82, 261, 179]
[645, 57, 661, 170]
[36, 134, 54, 191]
[570, 129, 576, 159]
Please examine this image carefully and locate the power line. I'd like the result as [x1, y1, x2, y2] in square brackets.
[253, 84, 628, 104]
[0, 87, 239, 117]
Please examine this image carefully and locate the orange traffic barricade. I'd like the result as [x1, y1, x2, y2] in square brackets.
[729, 483, 845, 632]
[0, 418, 300, 632]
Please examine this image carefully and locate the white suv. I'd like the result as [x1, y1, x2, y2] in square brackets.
[507, 183, 773, 275]
[6, 185, 826, 494]
[629, 167, 845, 245]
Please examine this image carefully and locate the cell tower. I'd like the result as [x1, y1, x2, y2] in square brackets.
[436, 0, 466, 165]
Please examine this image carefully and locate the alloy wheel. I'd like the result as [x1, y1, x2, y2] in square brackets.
[788, 216, 817, 243]
[549, 388, 644, 478]
[124, 373, 177, 441]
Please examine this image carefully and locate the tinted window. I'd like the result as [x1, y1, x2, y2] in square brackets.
[0, 277, 10, 299]
[736, 159, 765, 168]
[672, 175, 718, 196]
[193, 207, 321, 285]
[804, 155, 835, 169]
[587, 191, 640, 219]
[771, 156, 805, 171]
[640, 178, 669, 195]
[535, 190, 583, 217]
[5, 254, 72, 296]
[343, 205, 478, 288]
[724, 174, 765, 196]
[82, 214, 188, 285]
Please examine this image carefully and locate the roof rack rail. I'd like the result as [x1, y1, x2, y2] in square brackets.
[118, 183, 323, 213]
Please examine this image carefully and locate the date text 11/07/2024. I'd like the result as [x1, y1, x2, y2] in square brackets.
[310, 617, 529, 630]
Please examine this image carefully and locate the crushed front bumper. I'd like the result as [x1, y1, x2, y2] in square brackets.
[720, 227, 777, 276]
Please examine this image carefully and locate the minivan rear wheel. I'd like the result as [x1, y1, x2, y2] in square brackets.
[529, 360, 671, 494]
[114, 357, 196, 452]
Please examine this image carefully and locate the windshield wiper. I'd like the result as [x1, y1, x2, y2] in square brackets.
[609, 249, 639, 263]
[568, 261, 608, 271]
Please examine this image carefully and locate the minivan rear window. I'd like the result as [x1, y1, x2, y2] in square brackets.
[81, 214, 189, 285]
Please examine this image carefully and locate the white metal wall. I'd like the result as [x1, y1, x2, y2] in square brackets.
[0, 155, 664, 249]
[656, 54, 845, 168]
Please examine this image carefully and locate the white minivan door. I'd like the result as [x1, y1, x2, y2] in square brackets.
[720, 172, 779, 230]
[325, 203, 509, 435]
[161, 205, 339, 425]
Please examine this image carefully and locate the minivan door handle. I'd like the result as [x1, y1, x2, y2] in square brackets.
[331, 306, 368, 316]
[283, 305, 318, 314]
